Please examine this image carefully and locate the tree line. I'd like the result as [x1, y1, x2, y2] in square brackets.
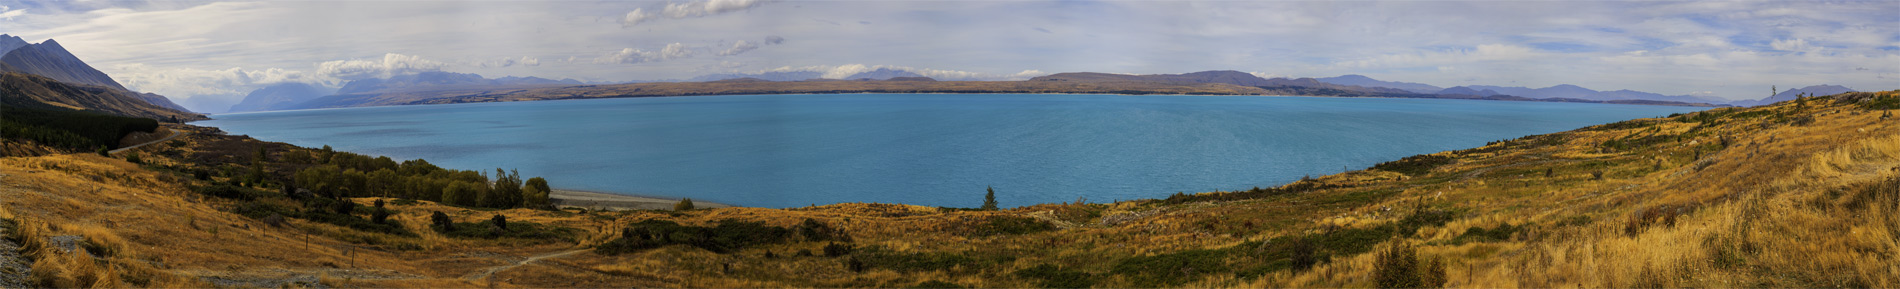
[287, 145, 550, 209]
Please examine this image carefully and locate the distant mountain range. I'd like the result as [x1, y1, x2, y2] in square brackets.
[1732, 85, 1857, 107]
[0, 34, 200, 120]
[1314, 75, 1443, 94]
[1312, 74, 1855, 106]
[227, 82, 335, 113]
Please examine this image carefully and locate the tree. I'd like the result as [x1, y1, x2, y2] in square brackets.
[675, 198, 695, 211]
[523, 177, 552, 209]
[980, 186, 999, 211]
[443, 181, 480, 207]
[430, 211, 454, 232]
[489, 168, 524, 208]
[490, 214, 508, 230]
[97, 145, 109, 157]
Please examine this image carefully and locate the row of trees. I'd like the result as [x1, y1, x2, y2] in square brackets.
[290, 148, 550, 209]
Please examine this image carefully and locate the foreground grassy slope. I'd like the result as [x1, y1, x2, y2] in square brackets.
[0, 91, 1894, 288]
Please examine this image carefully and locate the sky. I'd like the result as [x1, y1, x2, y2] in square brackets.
[1, 0, 1895, 112]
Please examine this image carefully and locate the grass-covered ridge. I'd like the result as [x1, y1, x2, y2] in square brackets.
[0, 90, 1892, 288]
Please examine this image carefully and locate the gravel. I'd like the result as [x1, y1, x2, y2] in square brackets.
[0, 224, 32, 289]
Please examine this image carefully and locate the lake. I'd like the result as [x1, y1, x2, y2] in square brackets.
[198, 94, 1705, 208]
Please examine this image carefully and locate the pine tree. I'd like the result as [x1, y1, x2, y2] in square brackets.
[981, 186, 999, 211]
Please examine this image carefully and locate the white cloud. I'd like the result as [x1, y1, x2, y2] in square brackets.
[476, 56, 541, 68]
[316, 53, 446, 80]
[1330, 44, 1544, 70]
[664, 0, 768, 18]
[596, 43, 694, 64]
[717, 40, 759, 56]
[621, 8, 654, 28]
[0, 5, 25, 20]
[624, 0, 772, 27]
[1770, 38, 1820, 54]
[112, 63, 312, 98]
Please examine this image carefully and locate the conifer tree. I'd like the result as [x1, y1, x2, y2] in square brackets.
[981, 186, 999, 211]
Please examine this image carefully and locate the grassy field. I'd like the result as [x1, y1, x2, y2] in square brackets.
[1, 91, 1894, 288]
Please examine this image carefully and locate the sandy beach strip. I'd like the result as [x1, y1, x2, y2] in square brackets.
[548, 189, 733, 211]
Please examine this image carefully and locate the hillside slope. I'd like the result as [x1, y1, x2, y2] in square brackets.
[0, 39, 127, 91]
[1, 72, 204, 121]
[1, 91, 1892, 288]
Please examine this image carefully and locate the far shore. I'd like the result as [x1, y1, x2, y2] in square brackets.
[549, 189, 733, 211]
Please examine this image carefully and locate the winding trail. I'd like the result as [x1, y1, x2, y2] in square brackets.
[465, 249, 590, 281]
[108, 129, 183, 155]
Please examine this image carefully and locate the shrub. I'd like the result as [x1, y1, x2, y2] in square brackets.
[1013, 264, 1094, 288]
[793, 218, 850, 242]
[490, 214, 508, 230]
[1111, 248, 1229, 287]
[193, 184, 274, 200]
[912, 280, 964, 288]
[125, 153, 141, 164]
[675, 198, 695, 211]
[852, 246, 983, 273]
[596, 219, 793, 255]
[262, 214, 287, 227]
[1371, 154, 1454, 176]
[430, 211, 454, 232]
[1374, 241, 1444, 288]
[823, 242, 855, 257]
[436, 219, 578, 240]
[968, 216, 1056, 237]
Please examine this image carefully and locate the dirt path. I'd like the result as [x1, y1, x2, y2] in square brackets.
[0, 222, 30, 289]
[109, 129, 183, 155]
[465, 249, 590, 281]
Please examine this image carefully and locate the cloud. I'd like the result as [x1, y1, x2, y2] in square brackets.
[1770, 38, 1821, 54]
[764, 35, 784, 45]
[112, 63, 312, 98]
[621, 8, 654, 28]
[0, 5, 25, 20]
[1330, 44, 1545, 70]
[623, 0, 771, 27]
[717, 40, 759, 56]
[316, 53, 447, 81]
[477, 56, 541, 68]
[596, 43, 693, 64]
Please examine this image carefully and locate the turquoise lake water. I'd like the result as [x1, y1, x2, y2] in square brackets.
[198, 94, 1705, 208]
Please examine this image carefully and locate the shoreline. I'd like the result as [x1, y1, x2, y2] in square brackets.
[548, 189, 733, 211]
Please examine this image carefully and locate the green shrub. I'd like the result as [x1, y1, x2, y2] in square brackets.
[968, 216, 1056, 237]
[193, 184, 276, 201]
[596, 219, 792, 255]
[675, 198, 695, 211]
[823, 242, 855, 257]
[1013, 264, 1095, 288]
[1374, 242, 1445, 288]
[911, 280, 964, 288]
[436, 219, 578, 240]
[852, 246, 984, 273]
[1111, 248, 1230, 287]
[1370, 154, 1454, 176]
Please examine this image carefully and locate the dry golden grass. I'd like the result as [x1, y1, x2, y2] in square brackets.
[1, 91, 1893, 288]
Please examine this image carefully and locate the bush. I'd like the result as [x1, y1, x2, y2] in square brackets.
[1371, 154, 1454, 176]
[852, 246, 984, 273]
[430, 211, 454, 232]
[596, 219, 792, 255]
[1013, 264, 1095, 288]
[793, 218, 850, 242]
[912, 280, 964, 288]
[436, 219, 578, 240]
[823, 242, 855, 257]
[1111, 248, 1229, 287]
[193, 184, 275, 201]
[981, 186, 999, 211]
[969, 216, 1056, 237]
[674, 198, 695, 211]
[1374, 241, 1445, 288]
